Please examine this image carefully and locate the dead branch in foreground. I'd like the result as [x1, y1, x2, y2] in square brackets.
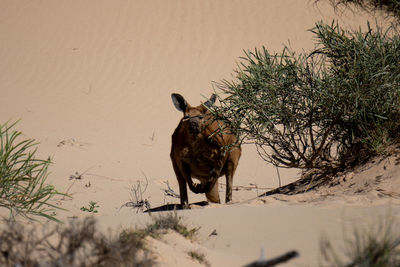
[244, 250, 299, 267]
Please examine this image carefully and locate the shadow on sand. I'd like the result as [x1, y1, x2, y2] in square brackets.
[145, 201, 209, 213]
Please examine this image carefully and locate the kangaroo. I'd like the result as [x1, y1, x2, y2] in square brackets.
[170, 93, 241, 208]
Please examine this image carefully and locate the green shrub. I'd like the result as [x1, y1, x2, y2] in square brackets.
[213, 21, 400, 170]
[319, 0, 400, 20]
[0, 121, 64, 222]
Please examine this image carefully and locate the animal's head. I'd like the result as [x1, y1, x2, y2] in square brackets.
[171, 93, 216, 134]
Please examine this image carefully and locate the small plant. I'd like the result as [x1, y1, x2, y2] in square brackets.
[142, 211, 200, 240]
[120, 173, 150, 213]
[80, 201, 99, 213]
[320, 216, 400, 266]
[188, 250, 210, 267]
[0, 121, 64, 222]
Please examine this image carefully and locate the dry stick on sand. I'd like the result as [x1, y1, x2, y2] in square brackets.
[119, 171, 150, 213]
[219, 183, 274, 192]
[244, 250, 299, 267]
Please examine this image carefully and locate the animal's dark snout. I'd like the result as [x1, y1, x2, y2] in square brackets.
[189, 117, 202, 134]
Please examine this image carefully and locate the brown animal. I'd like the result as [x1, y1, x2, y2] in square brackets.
[170, 93, 241, 208]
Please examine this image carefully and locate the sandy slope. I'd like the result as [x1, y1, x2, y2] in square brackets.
[1, 1, 399, 266]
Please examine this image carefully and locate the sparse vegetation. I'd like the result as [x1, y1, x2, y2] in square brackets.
[0, 211, 200, 266]
[80, 201, 99, 213]
[140, 210, 200, 240]
[188, 250, 211, 267]
[120, 176, 150, 213]
[0, 217, 153, 267]
[213, 21, 400, 173]
[320, 216, 400, 266]
[0, 121, 64, 222]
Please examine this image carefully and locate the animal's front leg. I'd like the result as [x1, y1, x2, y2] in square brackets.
[224, 161, 236, 203]
[225, 173, 233, 203]
[172, 161, 189, 208]
[178, 177, 189, 209]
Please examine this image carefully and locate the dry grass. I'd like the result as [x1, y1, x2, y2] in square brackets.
[320, 216, 400, 266]
[139, 210, 200, 240]
[0, 211, 199, 267]
[0, 217, 152, 267]
[188, 250, 211, 267]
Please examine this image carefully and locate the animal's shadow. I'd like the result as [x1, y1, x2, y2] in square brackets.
[145, 201, 209, 213]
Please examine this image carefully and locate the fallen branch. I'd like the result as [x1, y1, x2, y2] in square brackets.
[244, 250, 299, 267]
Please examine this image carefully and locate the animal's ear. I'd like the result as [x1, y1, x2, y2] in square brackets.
[171, 93, 188, 112]
[203, 94, 216, 109]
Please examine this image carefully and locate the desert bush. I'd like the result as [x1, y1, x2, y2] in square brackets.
[0, 217, 153, 267]
[139, 210, 199, 240]
[0, 121, 64, 222]
[213, 21, 400, 170]
[320, 217, 400, 266]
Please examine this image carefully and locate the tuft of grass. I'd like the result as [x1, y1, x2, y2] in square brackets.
[188, 250, 211, 267]
[142, 211, 200, 240]
[0, 121, 65, 222]
[320, 216, 400, 266]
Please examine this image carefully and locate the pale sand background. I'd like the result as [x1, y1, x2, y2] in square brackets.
[1, 1, 399, 266]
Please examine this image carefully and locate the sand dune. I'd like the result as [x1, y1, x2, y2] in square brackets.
[1, 1, 399, 266]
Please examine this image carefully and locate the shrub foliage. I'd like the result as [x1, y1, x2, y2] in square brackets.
[319, 0, 400, 20]
[213, 21, 400, 170]
[0, 121, 63, 221]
